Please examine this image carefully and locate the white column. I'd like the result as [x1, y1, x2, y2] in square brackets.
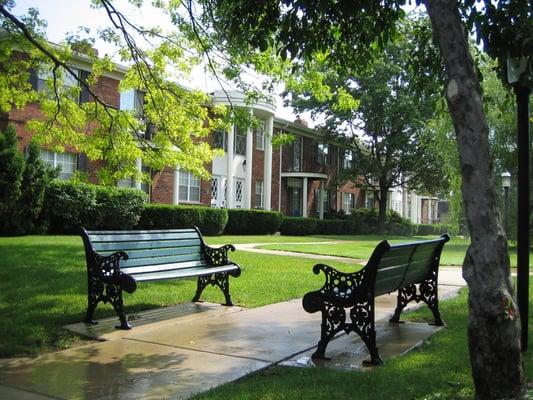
[226, 124, 235, 208]
[302, 177, 308, 217]
[134, 157, 142, 190]
[319, 180, 325, 220]
[263, 115, 273, 210]
[173, 167, 180, 204]
[245, 110, 254, 209]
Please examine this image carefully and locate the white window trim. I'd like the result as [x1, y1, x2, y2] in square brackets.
[256, 121, 265, 151]
[255, 180, 264, 209]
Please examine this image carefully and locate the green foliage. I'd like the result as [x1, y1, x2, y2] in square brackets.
[137, 204, 228, 236]
[93, 186, 146, 230]
[0, 124, 24, 220]
[44, 180, 146, 234]
[0, 127, 54, 235]
[416, 224, 453, 237]
[15, 142, 55, 234]
[280, 217, 318, 236]
[224, 209, 283, 235]
[317, 219, 354, 235]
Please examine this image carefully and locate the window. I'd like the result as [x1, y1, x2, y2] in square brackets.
[343, 150, 354, 170]
[213, 129, 227, 151]
[117, 163, 151, 195]
[314, 188, 331, 214]
[40, 149, 77, 180]
[255, 180, 264, 209]
[342, 192, 354, 214]
[179, 171, 201, 202]
[234, 126, 246, 155]
[256, 121, 265, 150]
[120, 89, 144, 116]
[289, 136, 302, 172]
[317, 143, 330, 165]
[30, 66, 84, 102]
[365, 191, 375, 209]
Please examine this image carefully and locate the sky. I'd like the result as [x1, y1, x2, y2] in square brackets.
[12, 0, 305, 123]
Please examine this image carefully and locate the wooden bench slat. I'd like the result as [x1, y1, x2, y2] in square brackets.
[121, 253, 204, 269]
[132, 264, 239, 282]
[117, 246, 202, 260]
[92, 239, 202, 252]
[88, 231, 200, 243]
[87, 229, 197, 235]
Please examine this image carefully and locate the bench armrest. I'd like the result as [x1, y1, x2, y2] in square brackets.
[202, 243, 236, 266]
[303, 263, 369, 312]
[89, 250, 129, 282]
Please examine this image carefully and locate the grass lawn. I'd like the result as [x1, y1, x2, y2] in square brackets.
[259, 235, 528, 267]
[0, 234, 354, 357]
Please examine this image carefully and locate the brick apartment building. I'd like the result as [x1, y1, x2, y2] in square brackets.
[1, 50, 440, 223]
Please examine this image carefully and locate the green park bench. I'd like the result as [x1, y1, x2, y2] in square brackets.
[80, 227, 241, 329]
[303, 234, 450, 365]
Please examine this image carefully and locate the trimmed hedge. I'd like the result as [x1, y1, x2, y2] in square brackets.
[416, 223, 453, 236]
[137, 204, 228, 236]
[43, 180, 147, 234]
[280, 217, 318, 236]
[224, 209, 283, 235]
[317, 219, 354, 235]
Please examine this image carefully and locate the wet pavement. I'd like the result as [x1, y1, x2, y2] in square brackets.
[0, 260, 466, 399]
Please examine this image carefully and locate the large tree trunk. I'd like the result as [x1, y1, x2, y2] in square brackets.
[424, 1, 523, 398]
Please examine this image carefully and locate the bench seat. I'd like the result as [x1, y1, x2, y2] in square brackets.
[81, 226, 241, 329]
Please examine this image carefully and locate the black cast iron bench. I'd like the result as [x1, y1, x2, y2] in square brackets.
[303, 234, 450, 365]
[80, 227, 241, 329]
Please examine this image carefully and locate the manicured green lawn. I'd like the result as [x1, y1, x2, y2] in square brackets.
[0, 235, 353, 357]
[259, 235, 528, 267]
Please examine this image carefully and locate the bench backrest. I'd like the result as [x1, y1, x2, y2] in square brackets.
[81, 228, 206, 277]
[370, 234, 450, 297]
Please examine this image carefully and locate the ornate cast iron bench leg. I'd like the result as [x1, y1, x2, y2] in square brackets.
[106, 283, 131, 330]
[193, 272, 234, 306]
[389, 269, 444, 326]
[350, 297, 383, 366]
[311, 302, 347, 360]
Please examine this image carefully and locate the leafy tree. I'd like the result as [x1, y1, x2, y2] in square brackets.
[197, 0, 531, 397]
[0, 124, 24, 233]
[286, 19, 449, 233]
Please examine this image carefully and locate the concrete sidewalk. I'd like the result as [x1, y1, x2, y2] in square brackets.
[0, 269, 466, 400]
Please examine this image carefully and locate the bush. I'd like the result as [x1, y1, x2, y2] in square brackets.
[93, 186, 147, 230]
[280, 217, 318, 236]
[138, 204, 228, 235]
[347, 208, 415, 236]
[416, 223, 453, 236]
[317, 219, 355, 235]
[44, 181, 147, 234]
[224, 209, 283, 235]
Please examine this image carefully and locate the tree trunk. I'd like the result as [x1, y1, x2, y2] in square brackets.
[424, 1, 523, 398]
[377, 183, 388, 234]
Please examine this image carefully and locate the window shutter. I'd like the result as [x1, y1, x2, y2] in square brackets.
[77, 153, 88, 172]
[79, 70, 91, 103]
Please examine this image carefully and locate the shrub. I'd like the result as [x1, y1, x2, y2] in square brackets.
[280, 217, 318, 236]
[317, 219, 355, 235]
[44, 181, 147, 234]
[94, 186, 146, 230]
[44, 181, 97, 234]
[138, 204, 228, 235]
[416, 223, 453, 236]
[0, 125, 25, 235]
[15, 143, 56, 234]
[224, 209, 283, 235]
